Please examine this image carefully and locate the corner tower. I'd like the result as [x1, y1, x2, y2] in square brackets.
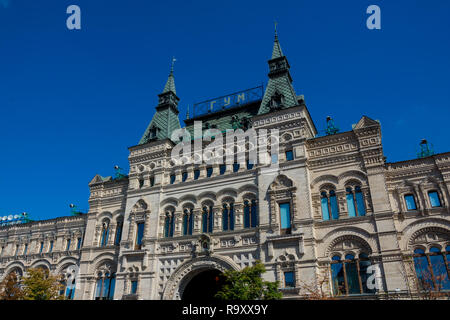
[139, 59, 181, 144]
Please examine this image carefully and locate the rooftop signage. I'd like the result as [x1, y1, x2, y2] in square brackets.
[192, 85, 264, 118]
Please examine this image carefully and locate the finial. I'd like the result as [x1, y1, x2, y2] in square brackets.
[170, 57, 176, 74]
[274, 21, 278, 38]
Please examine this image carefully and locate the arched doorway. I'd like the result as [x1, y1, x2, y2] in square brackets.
[181, 269, 225, 301]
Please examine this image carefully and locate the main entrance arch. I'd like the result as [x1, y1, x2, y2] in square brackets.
[182, 269, 224, 300]
[162, 255, 240, 300]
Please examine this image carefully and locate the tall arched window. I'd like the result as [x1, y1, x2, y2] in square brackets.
[114, 219, 123, 246]
[164, 211, 175, 238]
[222, 203, 235, 231]
[95, 272, 116, 300]
[100, 221, 110, 247]
[243, 199, 258, 228]
[413, 247, 450, 291]
[330, 253, 375, 296]
[183, 208, 194, 236]
[202, 206, 213, 233]
[321, 189, 339, 220]
[346, 186, 366, 217]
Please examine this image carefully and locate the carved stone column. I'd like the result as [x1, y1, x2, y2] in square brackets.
[174, 211, 183, 237]
[234, 202, 244, 230]
[193, 209, 202, 234]
[212, 206, 222, 233]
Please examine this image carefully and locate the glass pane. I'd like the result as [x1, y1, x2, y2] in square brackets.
[331, 263, 346, 296]
[136, 223, 144, 245]
[414, 256, 434, 291]
[244, 204, 250, 228]
[279, 203, 291, 229]
[222, 207, 228, 231]
[131, 281, 138, 294]
[230, 204, 235, 230]
[321, 197, 330, 221]
[108, 277, 115, 300]
[170, 175, 175, 184]
[430, 247, 440, 253]
[220, 165, 226, 175]
[202, 211, 208, 233]
[345, 254, 355, 260]
[359, 259, 375, 294]
[285, 150, 294, 161]
[346, 193, 356, 217]
[208, 209, 214, 233]
[233, 163, 240, 172]
[182, 172, 188, 182]
[102, 278, 110, 298]
[414, 248, 425, 254]
[284, 272, 295, 287]
[246, 161, 254, 170]
[95, 279, 102, 298]
[194, 170, 200, 180]
[183, 214, 188, 235]
[405, 195, 417, 210]
[429, 254, 450, 290]
[345, 261, 361, 294]
[428, 191, 441, 207]
[330, 195, 339, 220]
[206, 167, 213, 177]
[115, 225, 122, 245]
[189, 212, 194, 235]
[250, 201, 257, 228]
[355, 190, 366, 216]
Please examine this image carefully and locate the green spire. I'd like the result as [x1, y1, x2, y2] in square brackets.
[258, 27, 298, 115]
[271, 22, 283, 59]
[163, 57, 177, 94]
[139, 58, 181, 144]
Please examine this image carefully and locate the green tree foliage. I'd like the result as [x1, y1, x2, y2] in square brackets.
[0, 272, 24, 300]
[215, 261, 282, 300]
[21, 268, 64, 300]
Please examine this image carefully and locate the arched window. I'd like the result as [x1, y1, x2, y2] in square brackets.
[404, 194, 417, 211]
[222, 203, 235, 231]
[413, 247, 450, 291]
[61, 265, 77, 300]
[183, 208, 194, 236]
[202, 206, 213, 233]
[95, 272, 116, 300]
[243, 200, 258, 228]
[428, 191, 442, 208]
[135, 222, 145, 250]
[321, 189, 339, 220]
[346, 186, 366, 217]
[114, 219, 123, 246]
[164, 212, 175, 238]
[100, 221, 110, 247]
[330, 253, 375, 296]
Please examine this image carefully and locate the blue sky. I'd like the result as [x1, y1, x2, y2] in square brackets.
[0, 0, 449, 221]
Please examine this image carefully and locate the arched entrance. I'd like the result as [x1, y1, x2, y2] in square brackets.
[181, 269, 225, 301]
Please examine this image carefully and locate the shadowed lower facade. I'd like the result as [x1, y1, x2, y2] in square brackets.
[1, 32, 449, 300]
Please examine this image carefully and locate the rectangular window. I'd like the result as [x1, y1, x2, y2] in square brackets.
[115, 224, 123, 246]
[285, 150, 294, 161]
[428, 191, 442, 207]
[182, 172, 188, 182]
[346, 193, 356, 217]
[66, 239, 71, 251]
[150, 176, 155, 187]
[233, 163, 240, 172]
[194, 169, 200, 180]
[246, 160, 254, 170]
[136, 223, 145, 249]
[39, 242, 44, 254]
[23, 244, 28, 256]
[279, 202, 291, 234]
[404, 194, 417, 210]
[170, 174, 176, 184]
[284, 271, 295, 287]
[206, 167, 213, 178]
[219, 164, 226, 175]
[77, 238, 82, 250]
[49, 241, 54, 253]
[131, 280, 138, 294]
[15, 245, 19, 256]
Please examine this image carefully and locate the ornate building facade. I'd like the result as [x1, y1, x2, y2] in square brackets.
[1, 33, 449, 300]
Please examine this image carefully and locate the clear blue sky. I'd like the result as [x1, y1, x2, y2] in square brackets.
[0, 0, 449, 221]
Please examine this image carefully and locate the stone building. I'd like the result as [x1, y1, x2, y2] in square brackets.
[0, 32, 449, 300]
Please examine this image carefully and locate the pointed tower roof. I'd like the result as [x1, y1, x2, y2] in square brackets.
[271, 25, 284, 59]
[162, 58, 176, 94]
[139, 59, 181, 144]
[258, 28, 299, 115]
